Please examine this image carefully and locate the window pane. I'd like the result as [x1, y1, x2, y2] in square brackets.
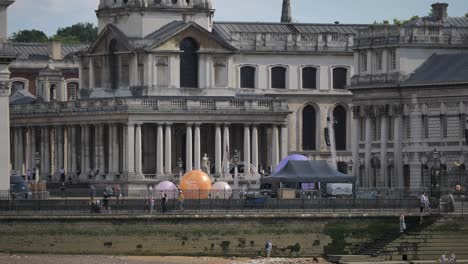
[302, 105, 316, 150]
[271, 67, 286, 89]
[180, 38, 199, 88]
[302, 67, 317, 89]
[333, 67, 347, 89]
[333, 105, 347, 150]
[240, 66, 255, 88]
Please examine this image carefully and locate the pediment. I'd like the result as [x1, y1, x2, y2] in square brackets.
[88, 24, 133, 54]
[146, 22, 236, 52]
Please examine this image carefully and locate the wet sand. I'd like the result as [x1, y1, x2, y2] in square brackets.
[0, 254, 331, 264]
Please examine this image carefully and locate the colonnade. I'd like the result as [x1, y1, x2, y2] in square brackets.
[10, 122, 288, 182]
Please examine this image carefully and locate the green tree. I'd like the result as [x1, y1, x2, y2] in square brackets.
[393, 15, 420, 26]
[465, 12, 468, 18]
[10, 29, 48, 43]
[53, 23, 98, 44]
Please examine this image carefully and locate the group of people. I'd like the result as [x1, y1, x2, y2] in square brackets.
[144, 190, 185, 214]
[439, 251, 456, 263]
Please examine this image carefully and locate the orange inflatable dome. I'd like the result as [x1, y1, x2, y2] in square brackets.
[179, 170, 212, 199]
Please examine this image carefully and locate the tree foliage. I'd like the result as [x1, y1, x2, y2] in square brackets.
[10, 23, 98, 44]
[465, 12, 468, 18]
[10, 29, 48, 43]
[54, 23, 98, 44]
[393, 16, 420, 26]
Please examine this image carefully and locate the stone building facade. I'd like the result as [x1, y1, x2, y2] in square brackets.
[349, 3, 468, 190]
[7, 0, 359, 189]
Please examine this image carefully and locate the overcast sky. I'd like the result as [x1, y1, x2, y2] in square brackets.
[7, 0, 468, 36]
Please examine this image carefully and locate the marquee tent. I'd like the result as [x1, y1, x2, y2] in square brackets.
[262, 160, 355, 184]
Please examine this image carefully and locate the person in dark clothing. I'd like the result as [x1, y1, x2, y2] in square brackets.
[162, 193, 168, 213]
[103, 192, 110, 214]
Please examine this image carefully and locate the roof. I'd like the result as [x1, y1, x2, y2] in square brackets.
[405, 53, 468, 84]
[404, 16, 468, 27]
[262, 160, 355, 184]
[10, 42, 83, 60]
[144, 21, 236, 50]
[213, 21, 366, 41]
[9, 89, 37, 105]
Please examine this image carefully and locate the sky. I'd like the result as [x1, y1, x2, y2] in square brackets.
[7, 0, 468, 36]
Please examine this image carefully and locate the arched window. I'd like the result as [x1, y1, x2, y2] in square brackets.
[109, 39, 119, 89]
[271, 66, 286, 89]
[302, 67, 317, 89]
[333, 67, 348, 89]
[302, 105, 317, 150]
[240, 66, 255, 88]
[333, 105, 347, 150]
[180, 38, 199, 88]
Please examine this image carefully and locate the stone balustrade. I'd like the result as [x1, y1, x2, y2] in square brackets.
[10, 97, 289, 115]
[356, 26, 468, 47]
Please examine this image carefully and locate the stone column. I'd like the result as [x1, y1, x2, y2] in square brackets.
[40, 127, 46, 177]
[66, 126, 71, 174]
[44, 127, 50, 179]
[135, 123, 142, 176]
[194, 124, 201, 170]
[93, 125, 99, 173]
[157, 123, 164, 176]
[244, 124, 251, 174]
[223, 124, 230, 175]
[112, 124, 120, 174]
[71, 126, 77, 175]
[29, 127, 36, 172]
[108, 124, 114, 176]
[57, 126, 64, 173]
[380, 113, 388, 187]
[164, 124, 172, 175]
[215, 124, 222, 176]
[394, 111, 403, 188]
[17, 128, 24, 174]
[0, 67, 14, 189]
[280, 124, 288, 160]
[351, 107, 361, 179]
[25, 128, 31, 173]
[251, 125, 259, 173]
[186, 124, 193, 172]
[364, 113, 373, 188]
[99, 125, 105, 175]
[126, 123, 135, 178]
[271, 125, 280, 169]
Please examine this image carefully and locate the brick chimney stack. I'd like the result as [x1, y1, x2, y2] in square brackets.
[431, 2, 449, 22]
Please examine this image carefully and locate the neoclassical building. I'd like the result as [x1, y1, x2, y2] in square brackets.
[7, 0, 359, 189]
[349, 3, 468, 190]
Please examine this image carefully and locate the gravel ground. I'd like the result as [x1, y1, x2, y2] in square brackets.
[0, 254, 331, 264]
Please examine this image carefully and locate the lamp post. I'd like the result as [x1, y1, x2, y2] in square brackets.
[454, 161, 462, 186]
[34, 152, 40, 183]
[177, 157, 183, 180]
[232, 150, 240, 198]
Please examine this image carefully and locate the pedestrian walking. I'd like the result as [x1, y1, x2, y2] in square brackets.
[103, 192, 110, 214]
[178, 190, 185, 213]
[265, 240, 272, 258]
[162, 193, 168, 213]
[60, 168, 66, 183]
[114, 184, 121, 200]
[420, 192, 426, 224]
[399, 213, 406, 233]
[150, 197, 155, 214]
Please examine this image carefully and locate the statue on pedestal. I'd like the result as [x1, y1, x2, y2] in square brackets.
[201, 153, 211, 176]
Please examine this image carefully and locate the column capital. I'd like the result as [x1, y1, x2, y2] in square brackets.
[194, 123, 202, 127]
[165, 122, 173, 126]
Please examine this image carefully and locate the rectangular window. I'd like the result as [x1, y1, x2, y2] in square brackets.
[388, 116, 394, 141]
[460, 114, 467, 139]
[67, 83, 77, 101]
[404, 116, 411, 140]
[373, 117, 381, 141]
[422, 115, 429, 139]
[376, 51, 383, 71]
[388, 49, 397, 70]
[120, 55, 130, 87]
[361, 52, 368, 72]
[441, 115, 448, 138]
[94, 57, 102, 88]
[360, 118, 366, 141]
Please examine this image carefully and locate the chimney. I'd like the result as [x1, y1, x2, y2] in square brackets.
[431, 2, 449, 22]
[48, 41, 62, 61]
[281, 0, 292, 23]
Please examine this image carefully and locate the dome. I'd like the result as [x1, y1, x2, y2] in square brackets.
[211, 181, 232, 199]
[179, 170, 212, 199]
[274, 154, 309, 173]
